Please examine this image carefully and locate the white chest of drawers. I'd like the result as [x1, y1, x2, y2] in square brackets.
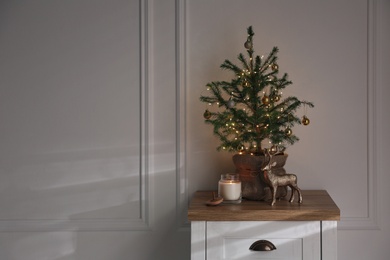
[188, 190, 340, 260]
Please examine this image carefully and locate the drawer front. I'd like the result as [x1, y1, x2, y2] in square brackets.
[207, 221, 320, 260]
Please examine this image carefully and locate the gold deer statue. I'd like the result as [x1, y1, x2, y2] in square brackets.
[262, 148, 303, 206]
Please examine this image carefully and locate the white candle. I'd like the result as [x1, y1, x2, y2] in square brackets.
[218, 174, 241, 202]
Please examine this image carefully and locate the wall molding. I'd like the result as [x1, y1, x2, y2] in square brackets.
[138, 0, 152, 231]
[0, 219, 150, 232]
[338, 0, 379, 230]
[0, 0, 151, 232]
[176, 0, 190, 229]
[178, 0, 380, 231]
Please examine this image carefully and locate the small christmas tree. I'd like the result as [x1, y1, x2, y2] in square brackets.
[200, 26, 314, 155]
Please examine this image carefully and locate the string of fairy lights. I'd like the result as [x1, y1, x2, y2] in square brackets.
[200, 26, 313, 155]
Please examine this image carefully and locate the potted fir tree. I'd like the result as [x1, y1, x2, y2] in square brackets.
[200, 26, 314, 200]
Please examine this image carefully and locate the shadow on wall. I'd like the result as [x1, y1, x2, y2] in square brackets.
[1, 146, 141, 221]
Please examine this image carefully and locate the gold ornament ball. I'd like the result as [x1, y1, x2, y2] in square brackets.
[244, 40, 252, 49]
[261, 95, 270, 105]
[302, 116, 310, 125]
[227, 99, 235, 108]
[270, 145, 278, 154]
[285, 127, 292, 136]
[271, 63, 279, 71]
[273, 95, 281, 102]
[203, 109, 211, 119]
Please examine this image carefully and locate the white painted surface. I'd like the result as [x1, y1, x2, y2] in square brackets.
[0, 0, 389, 259]
[206, 221, 321, 260]
[191, 221, 206, 260]
[322, 221, 338, 260]
[191, 221, 338, 259]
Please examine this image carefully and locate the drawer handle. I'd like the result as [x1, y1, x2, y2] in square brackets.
[249, 240, 277, 251]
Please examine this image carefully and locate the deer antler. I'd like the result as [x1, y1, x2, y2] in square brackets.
[262, 148, 273, 170]
[274, 146, 286, 155]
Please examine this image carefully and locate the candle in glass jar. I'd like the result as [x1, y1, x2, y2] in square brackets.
[218, 174, 242, 203]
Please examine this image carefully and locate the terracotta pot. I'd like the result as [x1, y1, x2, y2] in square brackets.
[232, 153, 288, 201]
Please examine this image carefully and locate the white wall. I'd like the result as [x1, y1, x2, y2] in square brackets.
[0, 0, 189, 259]
[0, 0, 389, 259]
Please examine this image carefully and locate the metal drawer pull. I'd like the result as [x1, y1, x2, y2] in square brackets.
[249, 240, 277, 251]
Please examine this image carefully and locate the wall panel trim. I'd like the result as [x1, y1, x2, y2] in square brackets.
[338, 0, 379, 230]
[176, 0, 190, 229]
[179, 0, 380, 231]
[0, 0, 151, 232]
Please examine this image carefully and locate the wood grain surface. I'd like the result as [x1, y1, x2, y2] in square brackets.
[188, 190, 340, 221]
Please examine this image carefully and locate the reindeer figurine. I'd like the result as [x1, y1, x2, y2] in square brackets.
[262, 148, 302, 206]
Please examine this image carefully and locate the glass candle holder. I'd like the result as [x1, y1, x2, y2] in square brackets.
[218, 173, 242, 204]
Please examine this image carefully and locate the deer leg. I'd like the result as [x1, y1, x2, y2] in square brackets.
[290, 184, 303, 204]
[296, 186, 302, 203]
[288, 185, 295, 203]
[270, 186, 277, 206]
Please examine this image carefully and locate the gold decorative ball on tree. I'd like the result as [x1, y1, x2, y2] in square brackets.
[301, 115, 310, 125]
[203, 109, 212, 119]
[200, 26, 314, 155]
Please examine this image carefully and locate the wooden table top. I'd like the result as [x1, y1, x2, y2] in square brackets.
[188, 190, 340, 221]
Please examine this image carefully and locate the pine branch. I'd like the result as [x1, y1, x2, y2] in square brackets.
[238, 53, 250, 71]
[220, 60, 241, 74]
[200, 27, 314, 153]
